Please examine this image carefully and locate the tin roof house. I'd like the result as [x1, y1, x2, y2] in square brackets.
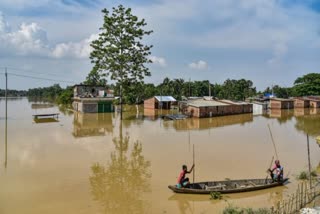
[144, 96, 177, 109]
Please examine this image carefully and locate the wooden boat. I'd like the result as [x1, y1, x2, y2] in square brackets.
[168, 178, 289, 194]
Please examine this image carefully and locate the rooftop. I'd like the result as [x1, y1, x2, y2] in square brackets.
[154, 96, 176, 102]
[187, 99, 229, 107]
[270, 98, 294, 101]
[73, 97, 117, 102]
[220, 99, 249, 105]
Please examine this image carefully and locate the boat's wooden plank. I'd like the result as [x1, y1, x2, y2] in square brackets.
[168, 178, 289, 194]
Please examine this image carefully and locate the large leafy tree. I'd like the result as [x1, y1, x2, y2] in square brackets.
[292, 73, 320, 96]
[90, 5, 153, 119]
[84, 66, 107, 86]
[217, 79, 256, 100]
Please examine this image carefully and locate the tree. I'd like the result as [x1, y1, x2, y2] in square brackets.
[90, 5, 153, 119]
[292, 73, 320, 96]
[218, 79, 256, 100]
[84, 66, 107, 86]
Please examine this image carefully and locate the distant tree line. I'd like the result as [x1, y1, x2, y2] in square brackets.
[0, 89, 28, 97]
[1, 72, 319, 105]
[27, 84, 73, 104]
[85, 72, 320, 104]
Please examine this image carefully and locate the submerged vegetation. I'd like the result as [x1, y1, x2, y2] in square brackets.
[297, 170, 318, 180]
[223, 204, 271, 214]
[210, 191, 223, 200]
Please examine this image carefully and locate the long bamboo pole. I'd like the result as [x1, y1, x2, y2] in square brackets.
[268, 124, 279, 160]
[307, 134, 312, 188]
[193, 144, 195, 185]
[5, 68, 8, 169]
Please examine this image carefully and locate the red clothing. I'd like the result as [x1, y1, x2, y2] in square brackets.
[177, 170, 186, 184]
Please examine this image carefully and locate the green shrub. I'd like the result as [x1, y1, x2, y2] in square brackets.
[223, 205, 271, 214]
[297, 170, 318, 180]
[210, 191, 222, 200]
[310, 170, 317, 177]
[298, 171, 308, 180]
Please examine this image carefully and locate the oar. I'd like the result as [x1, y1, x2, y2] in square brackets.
[265, 156, 274, 183]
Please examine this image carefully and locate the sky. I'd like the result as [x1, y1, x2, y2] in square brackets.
[0, 0, 319, 90]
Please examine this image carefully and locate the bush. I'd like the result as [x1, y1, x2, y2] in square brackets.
[310, 170, 317, 177]
[210, 191, 222, 200]
[297, 170, 318, 180]
[56, 87, 73, 104]
[298, 171, 308, 180]
[223, 205, 271, 214]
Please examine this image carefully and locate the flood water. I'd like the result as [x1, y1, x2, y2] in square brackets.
[1, 98, 320, 214]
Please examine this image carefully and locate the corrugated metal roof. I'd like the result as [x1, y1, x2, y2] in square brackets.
[154, 96, 176, 102]
[220, 100, 249, 105]
[188, 99, 229, 107]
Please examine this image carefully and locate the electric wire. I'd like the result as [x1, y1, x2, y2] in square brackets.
[6, 72, 77, 84]
[0, 66, 73, 78]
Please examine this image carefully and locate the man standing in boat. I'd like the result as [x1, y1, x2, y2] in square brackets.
[269, 160, 284, 182]
[177, 164, 195, 188]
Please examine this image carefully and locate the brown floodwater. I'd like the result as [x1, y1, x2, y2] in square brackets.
[0, 98, 320, 214]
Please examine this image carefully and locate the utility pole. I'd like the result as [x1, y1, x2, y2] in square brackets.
[307, 134, 311, 188]
[189, 78, 191, 98]
[5, 67, 8, 168]
[208, 81, 211, 97]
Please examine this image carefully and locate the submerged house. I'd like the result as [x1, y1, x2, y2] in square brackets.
[252, 102, 268, 115]
[179, 97, 252, 118]
[308, 96, 320, 108]
[270, 98, 294, 109]
[144, 96, 177, 109]
[294, 98, 310, 108]
[72, 85, 115, 113]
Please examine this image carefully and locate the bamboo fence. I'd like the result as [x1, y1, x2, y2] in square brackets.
[270, 180, 320, 214]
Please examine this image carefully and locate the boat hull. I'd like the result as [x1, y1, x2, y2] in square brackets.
[168, 178, 289, 194]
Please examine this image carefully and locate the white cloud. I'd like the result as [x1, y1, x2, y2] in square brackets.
[0, 12, 10, 33]
[148, 55, 167, 67]
[51, 34, 98, 59]
[268, 42, 288, 64]
[188, 60, 208, 70]
[0, 12, 99, 59]
[0, 21, 49, 56]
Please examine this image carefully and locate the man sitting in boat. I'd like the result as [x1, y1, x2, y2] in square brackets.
[176, 164, 195, 188]
[268, 160, 283, 182]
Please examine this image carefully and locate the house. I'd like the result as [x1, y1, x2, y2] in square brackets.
[294, 98, 310, 108]
[308, 97, 320, 108]
[72, 85, 115, 113]
[252, 102, 268, 115]
[179, 98, 252, 118]
[270, 98, 294, 109]
[144, 96, 176, 109]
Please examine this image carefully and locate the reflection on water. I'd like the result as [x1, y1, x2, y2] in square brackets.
[31, 103, 54, 109]
[73, 112, 113, 137]
[89, 123, 151, 214]
[1, 99, 320, 214]
[33, 118, 59, 123]
[268, 109, 294, 124]
[168, 185, 287, 213]
[4, 106, 7, 169]
[58, 105, 74, 116]
[295, 111, 320, 137]
[166, 113, 253, 131]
